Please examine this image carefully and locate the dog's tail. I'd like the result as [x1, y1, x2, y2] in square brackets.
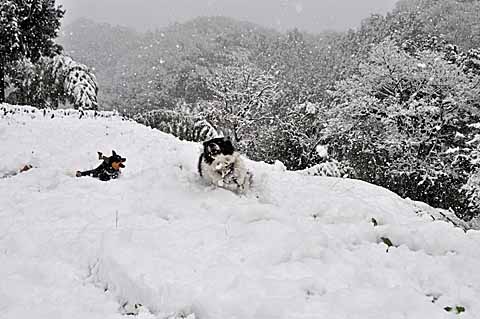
[65, 170, 78, 177]
[98, 152, 108, 161]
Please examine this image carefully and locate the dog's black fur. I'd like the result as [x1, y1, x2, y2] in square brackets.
[76, 150, 126, 181]
[198, 137, 234, 177]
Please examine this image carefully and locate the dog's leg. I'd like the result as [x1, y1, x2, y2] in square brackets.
[197, 154, 204, 177]
[98, 172, 111, 181]
[76, 169, 94, 177]
[76, 163, 106, 178]
[229, 155, 251, 193]
[200, 160, 223, 186]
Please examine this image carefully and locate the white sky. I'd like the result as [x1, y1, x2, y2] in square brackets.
[56, 0, 398, 33]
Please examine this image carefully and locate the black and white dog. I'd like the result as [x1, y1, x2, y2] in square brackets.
[198, 137, 252, 194]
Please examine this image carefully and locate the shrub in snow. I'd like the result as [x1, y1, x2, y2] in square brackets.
[297, 162, 341, 178]
[133, 109, 222, 142]
[193, 119, 221, 141]
[462, 170, 480, 218]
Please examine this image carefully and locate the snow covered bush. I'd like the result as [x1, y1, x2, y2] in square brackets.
[297, 161, 341, 177]
[133, 108, 221, 142]
[462, 170, 480, 216]
[445, 45, 480, 76]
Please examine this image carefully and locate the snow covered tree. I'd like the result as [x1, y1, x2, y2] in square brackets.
[242, 100, 326, 170]
[444, 45, 480, 76]
[201, 58, 280, 147]
[7, 57, 48, 107]
[323, 39, 480, 218]
[395, 0, 480, 50]
[0, 0, 64, 102]
[51, 55, 98, 109]
[7, 55, 98, 109]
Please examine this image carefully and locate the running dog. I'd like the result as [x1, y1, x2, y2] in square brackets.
[198, 137, 252, 194]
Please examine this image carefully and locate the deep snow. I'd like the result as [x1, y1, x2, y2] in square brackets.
[1, 104, 480, 319]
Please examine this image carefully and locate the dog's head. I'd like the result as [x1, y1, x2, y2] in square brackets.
[202, 137, 235, 164]
[98, 150, 126, 171]
[211, 153, 236, 177]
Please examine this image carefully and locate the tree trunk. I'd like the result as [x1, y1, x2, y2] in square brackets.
[0, 60, 5, 104]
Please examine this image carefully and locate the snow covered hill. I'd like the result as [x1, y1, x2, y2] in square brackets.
[1, 104, 480, 319]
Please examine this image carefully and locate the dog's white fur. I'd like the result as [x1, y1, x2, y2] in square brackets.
[200, 152, 252, 194]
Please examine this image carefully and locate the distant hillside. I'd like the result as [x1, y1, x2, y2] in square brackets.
[59, 18, 141, 72]
[58, 17, 279, 110]
[58, 18, 142, 108]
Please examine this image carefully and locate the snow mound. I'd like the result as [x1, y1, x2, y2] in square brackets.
[1, 104, 480, 319]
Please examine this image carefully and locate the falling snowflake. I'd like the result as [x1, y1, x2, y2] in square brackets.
[295, 2, 303, 14]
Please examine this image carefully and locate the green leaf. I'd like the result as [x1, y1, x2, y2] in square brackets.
[380, 237, 393, 247]
[455, 306, 465, 314]
[444, 306, 466, 314]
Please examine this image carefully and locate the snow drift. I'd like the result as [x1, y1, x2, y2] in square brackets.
[1, 104, 480, 319]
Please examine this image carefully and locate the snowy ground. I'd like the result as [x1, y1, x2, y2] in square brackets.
[1, 104, 480, 319]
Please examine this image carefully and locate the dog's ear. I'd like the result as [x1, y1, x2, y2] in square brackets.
[112, 150, 117, 156]
[207, 142, 220, 152]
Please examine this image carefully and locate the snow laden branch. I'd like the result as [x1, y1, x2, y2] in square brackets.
[50, 55, 98, 110]
[133, 108, 222, 142]
[202, 62, 280, 146]
[7, 55, 98, 110]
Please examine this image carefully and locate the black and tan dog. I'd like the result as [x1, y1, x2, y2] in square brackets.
[76, 150, 126, 181]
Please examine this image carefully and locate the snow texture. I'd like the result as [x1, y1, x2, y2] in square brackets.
[1, 104, 480, 319]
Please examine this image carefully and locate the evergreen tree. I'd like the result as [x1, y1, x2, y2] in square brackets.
[52, 55, 98, 109]
[0, 0, 64, 102]
[7, 55, 98, 109]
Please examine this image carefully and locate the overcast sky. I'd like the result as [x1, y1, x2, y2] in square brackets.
[57, 0, 398, 33]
